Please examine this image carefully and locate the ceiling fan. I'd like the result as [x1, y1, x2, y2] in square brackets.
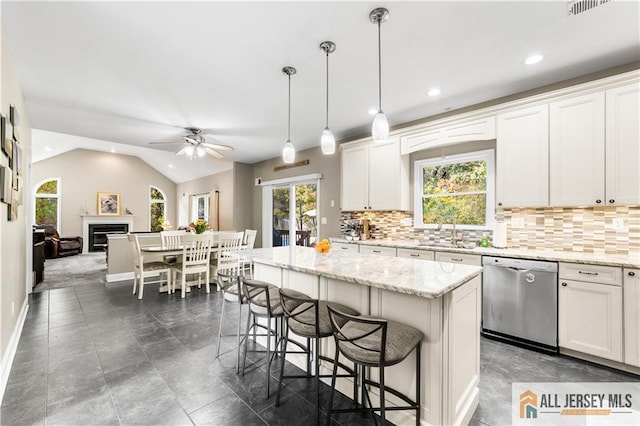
[149, 127, 234, 159]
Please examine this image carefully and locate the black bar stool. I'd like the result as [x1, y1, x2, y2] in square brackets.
[240, 278, 308, 399]
[276, 288, 360, 425]
[326, 305, 423, 426]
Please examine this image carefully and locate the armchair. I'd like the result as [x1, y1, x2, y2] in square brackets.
[34, 225, 83, 259]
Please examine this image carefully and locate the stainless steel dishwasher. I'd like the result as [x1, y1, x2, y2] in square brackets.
[482, 256, 559, 352]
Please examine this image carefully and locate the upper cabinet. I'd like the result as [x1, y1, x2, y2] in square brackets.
[400, 117, 496, 155]
[496, 105, 549, 208]
[341, 137, 410, 211]
[549, 92, 606, 206]
[549, 82, 639, 207]
[605, 84, 640, 206]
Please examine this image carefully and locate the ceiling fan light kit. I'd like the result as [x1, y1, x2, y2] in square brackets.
[320, 41, 336, 155]
[282, 66, 297, 164]
[149, 126, 234, 159]
[370, 7, 390, 144]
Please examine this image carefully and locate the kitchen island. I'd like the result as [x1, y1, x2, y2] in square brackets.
[239, 246, 483, 425]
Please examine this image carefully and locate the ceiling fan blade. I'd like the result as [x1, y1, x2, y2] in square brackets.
[203, 147, 224, 159]
[201, 142, 233, 151]
[176, 146, 189, 156]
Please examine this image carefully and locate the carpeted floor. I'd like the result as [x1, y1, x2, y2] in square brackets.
[34, 252, 107, 292]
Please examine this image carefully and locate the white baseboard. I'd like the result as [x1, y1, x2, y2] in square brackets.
[0, 299, 29, 402]
[106, 272, 134, 283]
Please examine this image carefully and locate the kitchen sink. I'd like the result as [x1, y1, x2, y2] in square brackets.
[418, 242, 477, 250]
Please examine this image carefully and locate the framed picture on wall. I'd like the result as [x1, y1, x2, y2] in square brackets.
[97, 192, 121, 216]
[0, 115, 5, 156]
[9, 104, 19, 126]
[0, 166, 11, 204]
[2, 120, 12, 159]
[8, 196, 18, 221]
[13, 140, 21, 176]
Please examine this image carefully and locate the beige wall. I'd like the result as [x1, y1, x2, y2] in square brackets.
[232, 162, 253, 233]
[250, 145, 342, 248]
[176, 169, 234, 230]
[31, 149, 176, 234]
[0, 20, 31, 371]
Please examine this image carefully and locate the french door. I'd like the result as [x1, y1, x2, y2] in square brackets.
[262, 175, 319, 248]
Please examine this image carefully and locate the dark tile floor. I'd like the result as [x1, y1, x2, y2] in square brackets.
[1, 281, 638, 425]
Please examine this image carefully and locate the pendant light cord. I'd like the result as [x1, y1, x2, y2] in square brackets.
[377, 19, 382, 112]
[287, 73, 291, 141]
[325, 50, 330, 128]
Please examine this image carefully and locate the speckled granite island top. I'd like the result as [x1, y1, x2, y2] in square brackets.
[238, 246, 482, 299]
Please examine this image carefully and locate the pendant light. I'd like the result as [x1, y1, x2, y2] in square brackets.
[370, 7, 390, 143]
[282, 66, 297, 164]
[319, 41, 336, 155]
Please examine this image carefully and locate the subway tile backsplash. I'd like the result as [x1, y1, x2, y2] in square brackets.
[340, 206, 639, 255]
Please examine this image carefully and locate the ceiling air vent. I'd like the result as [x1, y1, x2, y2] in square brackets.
[567, 0, 612, 16]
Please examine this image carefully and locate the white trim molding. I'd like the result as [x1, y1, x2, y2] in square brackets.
[0, 300, 29, 402]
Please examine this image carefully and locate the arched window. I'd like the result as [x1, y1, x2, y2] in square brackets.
[149, 186, 166, 231]
[34, 178, 61, 230]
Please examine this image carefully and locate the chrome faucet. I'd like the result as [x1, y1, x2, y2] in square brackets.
[438, 214, 458, 246]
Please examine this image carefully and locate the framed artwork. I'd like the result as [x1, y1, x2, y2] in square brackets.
[0, 166, 11, 204]
[13, 140, 21, 176]
[2, 120, 12, 159]
[9, 104, 19, 126]
[0, 115, 5, 156]
[97, 192, 120, 215]
[8, 196, 18, 221]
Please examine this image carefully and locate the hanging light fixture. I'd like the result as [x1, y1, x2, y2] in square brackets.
[319, 41, 336, 155]
[282, 66, 297, 164]
[370, 7, 390, 143]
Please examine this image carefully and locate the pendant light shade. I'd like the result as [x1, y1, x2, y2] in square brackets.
[370, 8, 390, 143]
[282, 66, 297, 164]
[319, 41, 336, 155]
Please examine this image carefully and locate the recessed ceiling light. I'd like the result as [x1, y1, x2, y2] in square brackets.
[368, 108, 378, 115]
[110, 147, 116, 153]
[525, 54, 543, 65]
[168, 164, 174, 169]
[428, 88, 441, 97]
[44, 146, 52, 152]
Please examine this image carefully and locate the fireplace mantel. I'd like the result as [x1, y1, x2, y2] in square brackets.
[82, 215, 134, 253]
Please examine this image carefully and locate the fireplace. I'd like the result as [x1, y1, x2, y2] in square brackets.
[82, 215, 134, 253]
[89, 223, 129, 252]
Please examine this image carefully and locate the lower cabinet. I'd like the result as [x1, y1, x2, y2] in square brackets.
[332, 242, 358, 253]
[435, 251, 481, 266]
[558, 263, 623, 362]
[359, 245, 397, 256]
[397, 248, 435, 261]
[624, 268, 640, 367]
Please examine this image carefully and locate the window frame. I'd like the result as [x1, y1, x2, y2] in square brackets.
[413, 149, 495, 230]
[33, 178, 62, 232]
[149, 185, 167, 231]
[191, 193, 210, 223]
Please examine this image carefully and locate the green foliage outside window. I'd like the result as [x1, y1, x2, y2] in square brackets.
[36, 180, 57, 194]
[35, 179, 59, 226]
[421, 160, 487, 226]
[150, 187, 165, 232]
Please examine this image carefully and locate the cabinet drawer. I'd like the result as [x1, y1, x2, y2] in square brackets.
[559, 263, 622, 286]
[332, 242, 358, 253]
[397, 248, 435, 261]
[435, 252, 481, 266]
[359, 245, 397, 257]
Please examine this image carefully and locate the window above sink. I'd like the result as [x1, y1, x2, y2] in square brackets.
[413, 149, 495, 230]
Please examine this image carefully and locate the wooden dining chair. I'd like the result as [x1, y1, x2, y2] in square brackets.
[127, 233, 172, 299]
[240, 229, 257, 276]
[160, 230, 187, 250]
[171, 233, 214, 298]
[210, 232, 244, 288]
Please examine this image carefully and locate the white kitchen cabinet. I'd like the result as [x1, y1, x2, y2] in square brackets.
[359, 245, 396, 257]
[606, 84, 640, 206]
[496, 105, 549, 207]
[435, 252, 481, 266]
[332, 242, 359, 253]
[340, 137, 409, 211]
[558, 262, 623, 362]
[397, 248, 435, 261]
[624, 268, 640, 367]
[400, 117, 496, 155]
[550, 92, 606, 206]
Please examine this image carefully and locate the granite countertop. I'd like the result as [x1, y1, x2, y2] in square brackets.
[330, 237, 640, 268]
[237, 246, 482, 299]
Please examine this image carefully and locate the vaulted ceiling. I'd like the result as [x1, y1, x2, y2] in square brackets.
[4, 1, 639, 182]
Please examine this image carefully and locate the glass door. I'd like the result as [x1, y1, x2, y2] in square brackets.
[266, 180, 318, 247]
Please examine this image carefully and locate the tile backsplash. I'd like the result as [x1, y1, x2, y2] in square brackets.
[340, 206, 639, 255]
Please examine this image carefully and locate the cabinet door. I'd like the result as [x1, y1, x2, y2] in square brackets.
[359, 245, 396, 257]
[369, 138, 406, 210]
[443, 117, 496, 143]
[496, 105, 549, 207]
[435, 252, 481, 266]
[606, 84, 640, 206]
[624, 269, 640, 367]
[341, 144, 369, 211]
[397, 248, 435, 261]
[332, 242, 359, 253]
[558, 279, 623, 361]
[550, 93, 605, 206]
